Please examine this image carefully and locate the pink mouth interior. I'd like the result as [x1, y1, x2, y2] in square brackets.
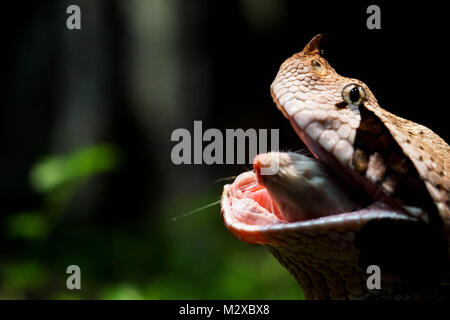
[226, 171, 287, 226]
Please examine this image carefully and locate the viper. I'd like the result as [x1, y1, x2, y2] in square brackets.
[221, 35, 450, 299]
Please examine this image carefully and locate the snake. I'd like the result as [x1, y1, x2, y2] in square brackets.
[220, 35, 450, 300]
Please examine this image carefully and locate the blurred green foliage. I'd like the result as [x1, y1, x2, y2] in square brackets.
[0, 143, 303, 300]
[29, 144, 121, 193]
[4, 211, 49, 240]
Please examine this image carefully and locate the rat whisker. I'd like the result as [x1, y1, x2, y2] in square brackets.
[172, 199, 221, 222]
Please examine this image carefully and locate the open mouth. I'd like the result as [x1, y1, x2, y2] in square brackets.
[221, 129, 414, 246]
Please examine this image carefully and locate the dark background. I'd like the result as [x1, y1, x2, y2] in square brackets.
[0, 1, 447, 299]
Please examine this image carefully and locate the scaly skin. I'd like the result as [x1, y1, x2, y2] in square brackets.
[221, 35, 450, 299]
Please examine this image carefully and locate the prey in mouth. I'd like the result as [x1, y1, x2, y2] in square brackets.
[221, 35, 450, 299]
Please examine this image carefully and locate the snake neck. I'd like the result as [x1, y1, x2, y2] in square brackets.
[265, 213, 450, 300]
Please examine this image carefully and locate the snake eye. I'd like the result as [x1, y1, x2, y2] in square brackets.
[311, 59, 321, 70]
[342, 83, 366, 106]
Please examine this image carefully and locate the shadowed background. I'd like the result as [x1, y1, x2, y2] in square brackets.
[0, 0, 447, 299]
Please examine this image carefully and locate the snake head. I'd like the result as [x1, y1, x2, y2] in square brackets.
[270, 35, 447, 224]
[270, 34, 377, 166]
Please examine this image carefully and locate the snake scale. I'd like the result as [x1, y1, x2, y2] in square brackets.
[221, 35, 450, 299]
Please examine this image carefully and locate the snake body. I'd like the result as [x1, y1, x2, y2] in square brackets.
[221, 35, 450, 299]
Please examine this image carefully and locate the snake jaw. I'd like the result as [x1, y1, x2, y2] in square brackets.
[221, 170, 415, 244]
